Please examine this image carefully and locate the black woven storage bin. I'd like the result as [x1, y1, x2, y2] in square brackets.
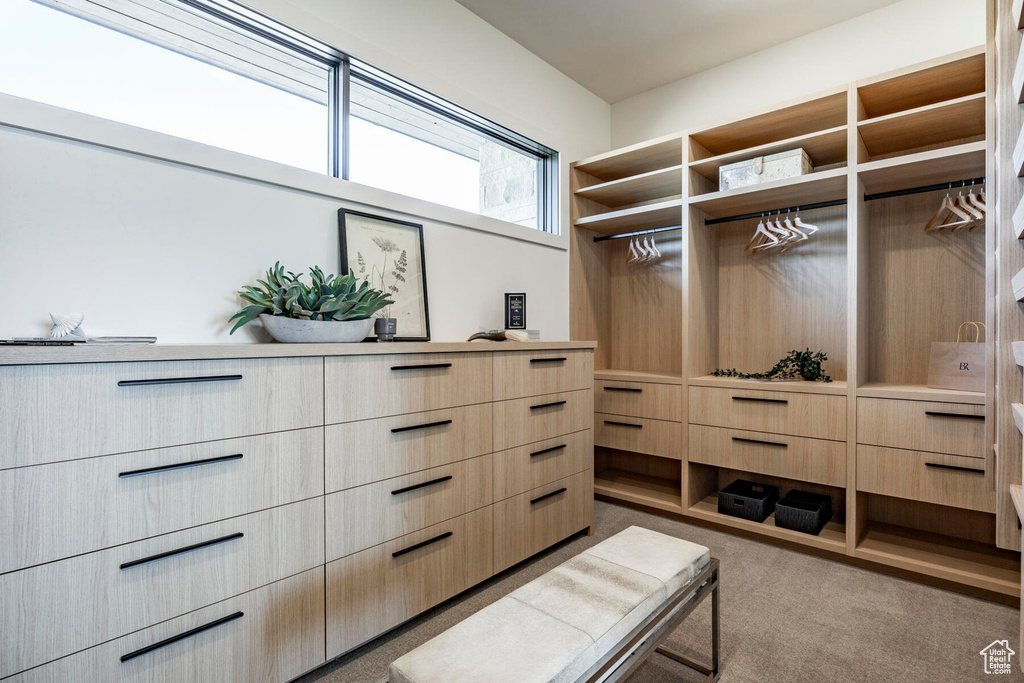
[785, 489, 832, 526]
[718, 479, 779, 523]
[775, 497, 826, 535]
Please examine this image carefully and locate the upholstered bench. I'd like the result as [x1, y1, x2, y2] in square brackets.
[389, 526, 720, 683]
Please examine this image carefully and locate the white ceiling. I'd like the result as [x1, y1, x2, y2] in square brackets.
[455, 0, 904, 103]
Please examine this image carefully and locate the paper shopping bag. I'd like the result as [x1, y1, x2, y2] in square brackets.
[927, 322, 985, 393]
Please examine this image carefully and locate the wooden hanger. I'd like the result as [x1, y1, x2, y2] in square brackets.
[745, 216, 779, 252]
[954, 189, 984, 231]
[925, 192, 971, 231]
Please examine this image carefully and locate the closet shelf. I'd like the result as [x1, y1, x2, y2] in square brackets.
[687, 126, 847, 182]
[1016, 0, 1024, 30]
[857, 93, 985, 161]
[1011, 485, 1023, 523]
[688, 375, 847, 396]
[1013, 403, 1024, 436]
[1014, 195, 1024, 240]
[1012, 267, 1024, 303]
[856, 48, 985, 120]
[687, 167, 847, 219]
[594, 469, 683, 514]
[574, 165, 683, 208]
[595, 369, 684, 385]
[574, 199, 683, 236]
[1013, 124, 1024, 178]
[1013, 342, 1024, 368]
[857, 142, 986, 195]
[688, 495, 846, 553]
[854, 523, 1020, 596]
[857, 382, 985, 405]
[573, 135, 684, 182]
[1014, 38, 1024, 105]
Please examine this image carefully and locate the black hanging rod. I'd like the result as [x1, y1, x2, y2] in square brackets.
[704, 199, 846, 226]
[862, 176, 985, 202]
[592, 225, 682, 242]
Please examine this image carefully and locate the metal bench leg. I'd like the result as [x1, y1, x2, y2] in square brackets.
[654, 569, 720, 682]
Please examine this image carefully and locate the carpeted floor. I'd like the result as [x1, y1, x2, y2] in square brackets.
[296, 500, 1023, 683]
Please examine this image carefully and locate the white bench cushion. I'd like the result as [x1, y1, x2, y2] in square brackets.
[389, 526, 710, 683]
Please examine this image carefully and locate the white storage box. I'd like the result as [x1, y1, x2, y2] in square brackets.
[719, 148, 813, 191]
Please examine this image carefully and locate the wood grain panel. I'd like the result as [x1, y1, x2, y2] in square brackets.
[492, 390, 593, 451]
[595, 414, 683, 460]
[857, 445, 995, 512]
[493, 430, 592, 501]
[689, 386, 847, 441]
[857, 397, 985, 457]
[492, 349, 592, 400]
[594, 380, 682, 421]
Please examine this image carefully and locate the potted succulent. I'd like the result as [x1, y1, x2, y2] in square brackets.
[229, 263, 394, 343]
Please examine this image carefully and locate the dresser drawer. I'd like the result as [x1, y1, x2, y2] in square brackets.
[857, 445, 994, 512]
[325, 353, 492, 423]
[493, 389, 593, 451]
[493, 429, 592, 501]
[857, 398, 985, 457]
[8, 568, 325, 683]
[1, 498, 324, 678]
[326, 403, 492, 491]
[595, 414, 683, 460]
[1, 429, 324, 574]
[492, 349, 592, 400]
[325, 455, 492, 561]
[326, 507, 493, 657]
[594, 380, 681, 421]
[689, 386, 846, 441]
[493, 470, 593, 573]
[689, 425, 847, 487]
[0, 357, 323, 470]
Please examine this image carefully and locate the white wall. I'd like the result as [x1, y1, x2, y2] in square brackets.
[0, 0, 610, 343]
[611, 0, 987, 147]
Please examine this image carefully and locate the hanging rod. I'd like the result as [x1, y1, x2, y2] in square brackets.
[862, 176, 985, 202]
[592, 225, 682, 243]
[703, 199, 846, 226]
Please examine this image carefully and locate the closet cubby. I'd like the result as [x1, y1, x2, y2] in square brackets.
[594, 449, 683, 514]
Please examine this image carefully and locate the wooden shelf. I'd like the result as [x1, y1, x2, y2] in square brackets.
[858, 93, 986, 160]
[595, 368, 684, 385]
[574, 135, 684, 182]
[857, 142, 987, 195]
[594, 469, 683, 514]
[1014, 36, 1024, 104]
[855, 523, 1020, 596]
[1013, 403, 1024, 435]
[1015, 0, 1024, 30]
[1011, 485, 1023, 523]
[688, 375, 847, 395]
[1014, 195, 1024, 239]
[857, 382, 985, 405]
[688, 167, 847, 219]
[1013, 341, 1024, 368]
[1012, 267, 1024, 302]
[688, 126, 847, 182]
[856, 49, 986, 119]
[574, 199, 683, 236]
[1013, 125, 1024, 178]
[689, 495, 847, 553]
[575, 165, 683, 208]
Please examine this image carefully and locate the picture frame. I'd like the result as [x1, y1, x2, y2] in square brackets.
[338, 209, 430, 341]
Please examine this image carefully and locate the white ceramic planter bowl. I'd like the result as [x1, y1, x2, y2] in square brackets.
[259, 314, 374, 343]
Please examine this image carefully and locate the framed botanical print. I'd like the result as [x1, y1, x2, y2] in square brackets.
[338, 209, 430, 341]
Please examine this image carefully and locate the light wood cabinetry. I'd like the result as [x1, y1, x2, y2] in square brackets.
[689, 386, 847, 441]
[857, 445, 995, 512]
[0, 343, 594, 681]
[594, 413, 683, 459]
[594, 379, 682, 421]
[857, 397, 986, 457]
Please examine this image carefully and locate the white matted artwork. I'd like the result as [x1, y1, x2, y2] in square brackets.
[338, 209, 430, 341]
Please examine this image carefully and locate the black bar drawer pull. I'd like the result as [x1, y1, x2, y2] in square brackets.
[925, 462, 985, 474]
[531, 444, 567, 457]
[392, 531, 453, 558]
[531, 487, 567, 505]
[732, 396, 788, 404]
[530, 357, 567, 363]
[120, 612, 243, 663]
[604, 420, 642, 428]
[732, 436, 787, 448]
[119, 454, 243, 478]
[391, 475, 453, 496]
[391, 363, 452, 371]
[120, 532, 244, 570]
[924, 411, 985, 420]
[603, 386, 642, 393]
[531, 400, 567, 410]
[391, 419, 453, 434]
[118, 374, 242, 387]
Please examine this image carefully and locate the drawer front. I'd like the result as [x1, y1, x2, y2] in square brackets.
[493, 389, 593, 451]
[326, 403, 492, 492]
[857, 445, 994, 512]
[689, 386, 846, 441]
[0, 357, 323, 470]
[325, 353, 492, 423]
[493, 429, 593, 501]
[8, 568, 325, 683]
[594, 380, 681, 422]
[689, 425, 847, 487]
[325, 506, 493, 657]
[857, 398, 985, 457]
[492, 349, 592, 400]
[1, 498, 324, 678]
[493, 470, 593, 573]
[325, 455, 492, 561]
[1, 429, 324, 574]
[595, 414, 683, 460]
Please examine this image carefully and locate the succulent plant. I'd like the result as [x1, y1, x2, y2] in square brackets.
[229, 262, 395, 334]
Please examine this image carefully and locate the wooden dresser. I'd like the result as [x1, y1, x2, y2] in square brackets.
[0, 341, 594, 682]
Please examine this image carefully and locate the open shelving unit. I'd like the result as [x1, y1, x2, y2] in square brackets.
[689, 494, 847, 553]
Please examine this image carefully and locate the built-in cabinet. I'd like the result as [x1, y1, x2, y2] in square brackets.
[571, 45, 1023, 600]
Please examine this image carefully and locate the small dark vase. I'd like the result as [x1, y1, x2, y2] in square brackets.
[799, 359, 821, 381]
[375, 317, 397, 342]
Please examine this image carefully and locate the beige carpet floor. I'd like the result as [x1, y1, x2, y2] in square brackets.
[296, 500, 1023, 683]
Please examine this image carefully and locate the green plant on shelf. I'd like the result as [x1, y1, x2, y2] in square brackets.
[713, 348, 832, 383]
